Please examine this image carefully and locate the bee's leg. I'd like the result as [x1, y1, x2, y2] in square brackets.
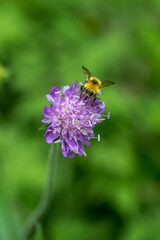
[82, 88, 89, 102]
[79, 86, 85, 100]
[86, 91, 93, 104]
[80, 85, 84, 92]
[86, 96, 90, 104]
[83, 95, 88, 102]
[91, 94, 96, 106]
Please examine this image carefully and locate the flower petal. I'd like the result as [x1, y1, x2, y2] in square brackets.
[42, 106, 52, 118]
[46, 94, 55, 104]
[50, 86, 60, 96]
[67, 151, 75, 158]
[64, 81, 79, 96]
[44, 130, 60, 144]
[77, 141, 86, 156]
[62, 85, 70, 95]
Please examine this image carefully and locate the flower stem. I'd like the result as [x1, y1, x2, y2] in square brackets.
[23, 143, 59, 239]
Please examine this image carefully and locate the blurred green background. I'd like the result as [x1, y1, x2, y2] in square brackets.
[0, 0, 160, 239]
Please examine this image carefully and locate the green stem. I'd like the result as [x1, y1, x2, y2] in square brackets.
[23, 143, 59, 239]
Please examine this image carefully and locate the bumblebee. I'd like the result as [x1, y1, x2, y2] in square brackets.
[80, 66, 115, 105]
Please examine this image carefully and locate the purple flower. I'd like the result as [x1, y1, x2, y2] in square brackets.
[42, 81, 107, 158]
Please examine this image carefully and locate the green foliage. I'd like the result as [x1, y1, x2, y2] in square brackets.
[0, 0, 160, 239]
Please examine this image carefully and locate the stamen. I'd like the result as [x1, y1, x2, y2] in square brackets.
[100, 102, 105, 108]
[73, 95, 79, 98]
[92, 134, 100, 141]
[100, 113, 110, 119]
[98, 134, 100, 142]
[73, 149, 78, 153]
[88, 120, 92, 127]
[47, 95, 55, 103]
[72, 118, 75, 125]
[66, 97, 69, 103]
[48, 129, 53, 132]
[55, 91, 61, 94]
[90, 113, 100, 120]
[92, 104, 102, 109]
[90, 114, 95, 119]
[83, 152, 87, 157]
[54, 139, 61, 144]
[68, 104, 72, 110]
[78, 102, 85, 106]
[94, 118, 105, 121]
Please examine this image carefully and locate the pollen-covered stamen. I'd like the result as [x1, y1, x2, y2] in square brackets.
[46, 119, 51, 124]
[72, 149, 78, 153]
[90, 113, 101, 120]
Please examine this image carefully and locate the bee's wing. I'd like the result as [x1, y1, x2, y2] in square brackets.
[101, 80, 115, 88]
[82, 66, 93, 80]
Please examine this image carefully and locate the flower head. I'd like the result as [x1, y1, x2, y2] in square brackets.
[42, 81, 107, 158]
